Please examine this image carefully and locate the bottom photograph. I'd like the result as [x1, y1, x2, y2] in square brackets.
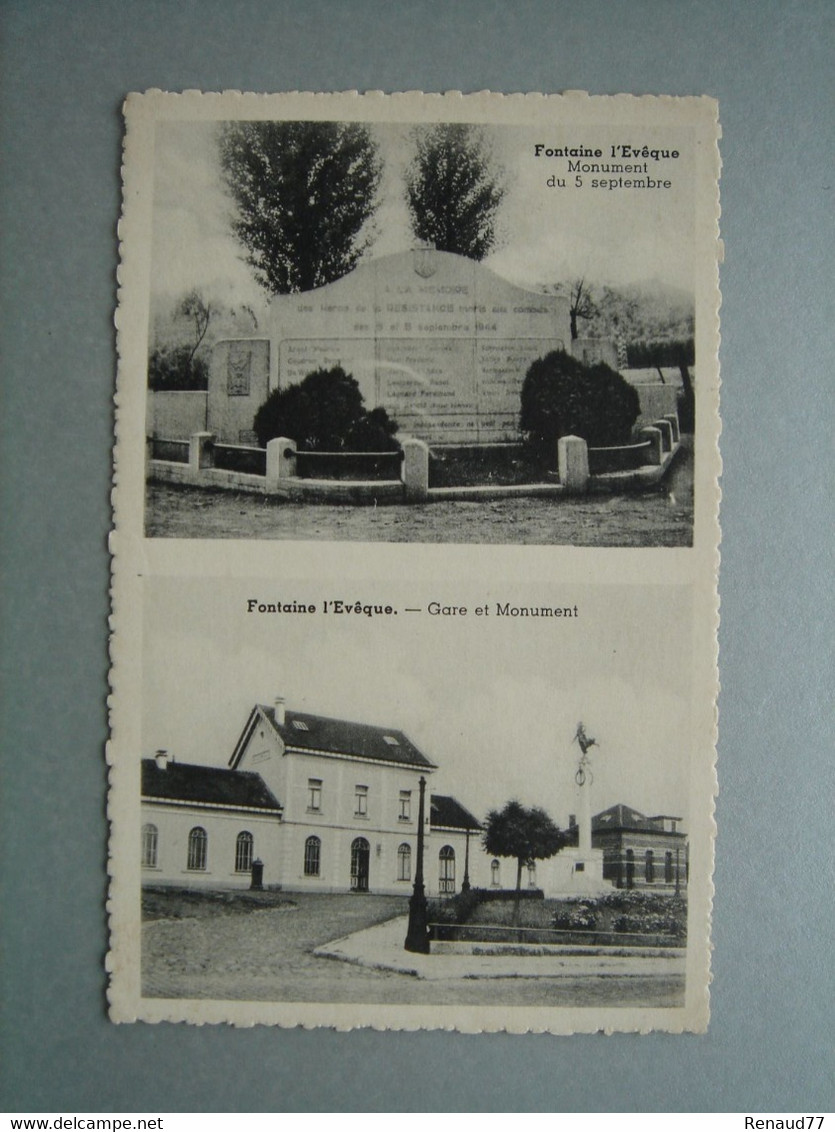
[109, 576, 714, 1033]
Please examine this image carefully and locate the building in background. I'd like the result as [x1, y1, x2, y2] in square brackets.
[589, 804, 688, 891]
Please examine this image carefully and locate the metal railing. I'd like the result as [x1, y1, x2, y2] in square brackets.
[428, 921, 685, 947]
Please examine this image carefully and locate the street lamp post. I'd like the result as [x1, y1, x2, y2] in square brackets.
[404, 775, 430, 954]
[461, 827, 471, 892]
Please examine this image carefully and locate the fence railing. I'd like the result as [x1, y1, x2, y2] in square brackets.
[150, 437, 190, 464]
[212, 443, 267, 476]
[588, 440, 652, 474]
[147, 414, 681, 502]
[291, 448, 404, 482]
[428, 921, 685, 948]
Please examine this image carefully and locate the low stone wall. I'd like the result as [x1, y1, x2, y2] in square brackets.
[147, 420, 681, 503]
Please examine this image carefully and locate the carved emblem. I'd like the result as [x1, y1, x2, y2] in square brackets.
[413, 245, 437, 278]
[227, 342, 252, 396]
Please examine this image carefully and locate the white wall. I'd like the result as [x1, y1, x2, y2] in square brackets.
[141, 802, 283, 888]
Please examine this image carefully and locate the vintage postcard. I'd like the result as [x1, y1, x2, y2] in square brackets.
[109, 91, 721, 1032]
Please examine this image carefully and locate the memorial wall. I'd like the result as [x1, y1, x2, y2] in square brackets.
[267, 250, 571, 444]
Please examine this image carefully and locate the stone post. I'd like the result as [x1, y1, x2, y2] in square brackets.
[638, 426, 663, 466]
[663, 412, 681, 443]
[401, 436, 429, 502]
[265, 437, 297, 494]
[189, 431, 215, 473]
[557, 435, 589, 493]
[653, 419, 674, 453]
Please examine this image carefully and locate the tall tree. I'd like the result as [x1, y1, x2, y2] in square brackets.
[405, 124, 505, 260]
[483, 800, 566, 924]
[219, 121, 382, 294]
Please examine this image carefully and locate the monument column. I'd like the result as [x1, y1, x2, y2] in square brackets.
[574, 723, 597, 855]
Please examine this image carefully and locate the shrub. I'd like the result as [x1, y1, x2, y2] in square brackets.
[552, 901, 599, 931]
[519, 350, 640, 454]
[148, 346, 209, 391]
[613, 912, 686, 940]
[428, 887, 486, 927]
[253, 365, 400, 452]
[626, 337, 695, 370]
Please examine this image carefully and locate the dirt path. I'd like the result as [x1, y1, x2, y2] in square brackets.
[145, 441, 693, 547]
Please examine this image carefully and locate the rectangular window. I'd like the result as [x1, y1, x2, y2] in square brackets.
[399, 790, 411, 821]
[354, 785, 368, 817]
[307, 778, 322, 812]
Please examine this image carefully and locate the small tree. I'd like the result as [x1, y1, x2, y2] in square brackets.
[483, 801, 566, 925]
[520, 350, 640, 456]
[568, 278, 596, 341]
[148, 289, 215, 390]
[405, 124, 505, 260]
[219, 120, 381, 295]
[253, 365, 399, 451]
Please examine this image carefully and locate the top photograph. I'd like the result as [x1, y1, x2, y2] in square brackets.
[126, 93, 719, 546]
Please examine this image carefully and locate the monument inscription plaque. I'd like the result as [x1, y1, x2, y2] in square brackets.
[267, 249, 570, 444]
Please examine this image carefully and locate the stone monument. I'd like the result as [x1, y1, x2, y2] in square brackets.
[206, 249, 572, 445]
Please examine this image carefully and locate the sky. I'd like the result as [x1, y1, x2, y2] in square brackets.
[141, 577, 695, 829]
[149, 119, 696, 312]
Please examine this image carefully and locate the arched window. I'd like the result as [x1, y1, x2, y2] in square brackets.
[304, 835, 321, 877]
[491, 859, 501, 887]
[397, 843, 411, 882]
[527, 862, 537, 887]
[439, 845, 456, 894]
[141, 823, 158, 868]
[235, 831, 254, 873]
[645, 849, 654, 883]
[187, 826, 207, 871]
[350, 837, 370, 891]
[665, 850, 674, 883]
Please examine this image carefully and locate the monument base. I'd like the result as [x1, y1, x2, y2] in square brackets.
[540, 848, 610, 898]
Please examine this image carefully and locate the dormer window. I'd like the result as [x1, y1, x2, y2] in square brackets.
[292, 719, 309, 731]
[382, 735, 399, 746]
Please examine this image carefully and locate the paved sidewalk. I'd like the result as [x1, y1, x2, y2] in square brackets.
[315, 915, 686, 981]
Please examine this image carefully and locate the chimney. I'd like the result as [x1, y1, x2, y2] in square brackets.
[155, 749, 169, 771]
[569, 814, 576, 828]
[274, 695, 286, 725]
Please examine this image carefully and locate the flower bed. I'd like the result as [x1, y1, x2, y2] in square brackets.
[429, 445, 553, 487]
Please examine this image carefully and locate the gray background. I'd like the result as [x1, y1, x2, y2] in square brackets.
[1, 0, 832, 1113]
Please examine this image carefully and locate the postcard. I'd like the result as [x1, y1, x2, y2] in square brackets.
[110, 90, 721, 1032]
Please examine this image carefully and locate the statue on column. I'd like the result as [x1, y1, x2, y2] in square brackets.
[574, 722, 597, 784]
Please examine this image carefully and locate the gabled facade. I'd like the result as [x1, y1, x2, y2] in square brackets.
[227, 698, 438, 894]
[141, 697, 480, 896]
